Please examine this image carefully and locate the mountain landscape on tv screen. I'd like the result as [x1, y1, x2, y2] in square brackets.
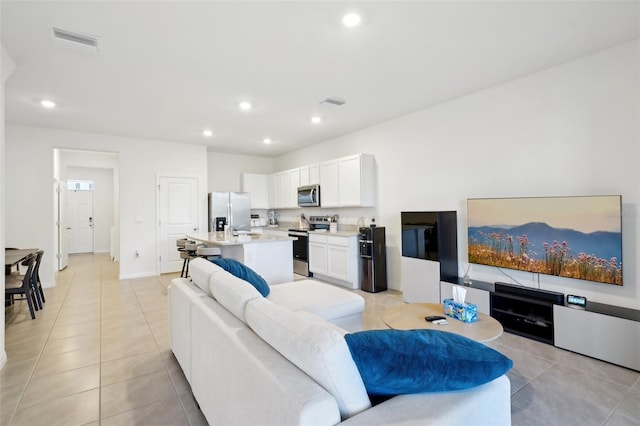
[468, 222, 622, 285]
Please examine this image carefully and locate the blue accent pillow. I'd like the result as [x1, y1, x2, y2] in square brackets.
[344, 329, 512, 396]
[210, 258, 270, 297]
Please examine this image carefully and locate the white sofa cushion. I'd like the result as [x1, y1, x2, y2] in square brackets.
[268, 279, 364, 321]
[245, 297, 371, 420]
[189, 258, 222, 297]
[209, 267, 262, 324]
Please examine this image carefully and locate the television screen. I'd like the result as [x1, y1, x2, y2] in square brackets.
[467, 195, 622, 285]
[401, 211, 440, 261]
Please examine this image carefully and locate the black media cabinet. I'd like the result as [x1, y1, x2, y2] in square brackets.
[490, 283, 564, 345]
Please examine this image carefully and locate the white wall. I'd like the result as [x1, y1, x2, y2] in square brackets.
[1, 43, 17, 369]
[207, 151, 274, 192]
[5, 126, 208, 284]
[275, 41, 640, 310]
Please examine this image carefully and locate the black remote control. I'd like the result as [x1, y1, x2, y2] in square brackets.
[425, 315, 447, 322]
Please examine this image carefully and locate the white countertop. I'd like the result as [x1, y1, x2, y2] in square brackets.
[308, 229, 360, 237]
[188, 231, 296, 246]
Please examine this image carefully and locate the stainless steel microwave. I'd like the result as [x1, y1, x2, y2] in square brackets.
[297, 185, 320, 207]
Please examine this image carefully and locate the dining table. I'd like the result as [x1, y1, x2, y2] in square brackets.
[5, 248, 40, 275]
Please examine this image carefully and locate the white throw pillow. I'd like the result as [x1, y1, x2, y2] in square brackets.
[245, 297, 371, 419]
[189, 258, 223, 297]
[209, 268, 262, 324]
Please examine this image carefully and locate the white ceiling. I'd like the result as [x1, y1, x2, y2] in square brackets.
[2, 1, 638, 157]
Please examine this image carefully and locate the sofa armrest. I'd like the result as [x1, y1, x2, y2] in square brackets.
[340, 375, 511, 426]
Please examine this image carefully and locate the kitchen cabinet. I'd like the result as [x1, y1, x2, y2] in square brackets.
[309, 164, 320, 185]
[268, 173, 281, 208]
[269, 169, 299, 209]
[288, 168, 300, 207]
[299, 166, 309, 186]
[319, 160, 340, 207]
[241, 173, 269, 209]
[308, 233, 359, 289]
[300, 164, 319, 186]
[319, 154, 376, 208]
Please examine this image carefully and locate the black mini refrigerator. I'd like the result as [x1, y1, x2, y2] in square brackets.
[359, 226, 387, 293]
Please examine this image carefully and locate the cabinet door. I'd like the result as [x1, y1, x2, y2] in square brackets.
[319, 160, 339, 207]
[299, 166, 310, 187]
[288, 168, 300, 208]
[338, 155, 361, 206]
[241, 173, 269, 209]
[327, 244, 349, 282]
[269, 173, 280, 208]
[309, 164, 320, 185]
[308, 242, 327, 274]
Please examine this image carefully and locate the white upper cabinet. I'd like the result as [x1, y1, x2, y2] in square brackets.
[288, 168, 300, 208]
[300, 164, 319, 186]
[320, 154, 375, 208]
[257, 154, 374, 210]
[299, 166, 310, 187]
[241, 173, 270, 209]
[319, 160, 340, 207]
[309, 164, 320, 185]
[269, 168, 299, 209]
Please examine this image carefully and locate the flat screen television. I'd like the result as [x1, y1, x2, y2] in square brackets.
[467, 195, 622, 285]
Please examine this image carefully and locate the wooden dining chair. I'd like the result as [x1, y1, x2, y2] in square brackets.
[5, 252, 38, 319]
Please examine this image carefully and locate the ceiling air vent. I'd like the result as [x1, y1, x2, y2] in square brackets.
[320, 97, 346, 106]
[52, 27, 99, 54]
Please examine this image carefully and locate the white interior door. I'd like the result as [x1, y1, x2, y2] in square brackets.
[158, 176, 199, 274]
[57, 183, 70, 270]
[67, 189, 95, 254]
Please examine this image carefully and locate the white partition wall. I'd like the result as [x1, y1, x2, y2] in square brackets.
[401, 257, 441, 303]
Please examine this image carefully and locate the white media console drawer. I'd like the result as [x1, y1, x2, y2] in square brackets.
[554, 304, 640, 371]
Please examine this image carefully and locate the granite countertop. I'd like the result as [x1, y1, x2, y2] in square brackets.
[188, 231, 295, 246]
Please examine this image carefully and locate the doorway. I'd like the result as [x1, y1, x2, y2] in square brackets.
[66, 180, 95, 254]
[54, 149, 119, 271]
[157, 176, 199, 274]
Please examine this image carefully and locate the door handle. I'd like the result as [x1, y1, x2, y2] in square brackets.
[66, 227, 72, 230]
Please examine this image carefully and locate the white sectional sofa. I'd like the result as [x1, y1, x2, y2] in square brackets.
[169, 258, 511, 425]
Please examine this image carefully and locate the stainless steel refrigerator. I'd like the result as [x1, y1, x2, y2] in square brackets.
[208, 192, 251, 232]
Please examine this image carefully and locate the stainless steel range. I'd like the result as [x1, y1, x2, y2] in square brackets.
[288, 215, 332, 277]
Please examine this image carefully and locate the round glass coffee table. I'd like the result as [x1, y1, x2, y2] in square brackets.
[382, 303, 503, 342]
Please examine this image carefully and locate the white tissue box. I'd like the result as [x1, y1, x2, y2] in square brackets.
[443, 299, 478, 323]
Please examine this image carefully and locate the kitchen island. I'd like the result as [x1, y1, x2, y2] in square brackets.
[187, 232, 295, 284]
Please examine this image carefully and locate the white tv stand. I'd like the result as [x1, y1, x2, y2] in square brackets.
[440, 279, 640, 371]
[554, 302, 640, 371]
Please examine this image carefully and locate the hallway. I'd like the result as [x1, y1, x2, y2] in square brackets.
[2, 253, 206, 425]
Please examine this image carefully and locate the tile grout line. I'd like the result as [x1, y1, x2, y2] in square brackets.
[6, 270, 76, 426]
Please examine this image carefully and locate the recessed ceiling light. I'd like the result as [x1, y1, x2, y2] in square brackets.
[342, 13, 362, 27]
[311, 116, 322, 124]
[41, 100, 56, 108]
[263, 138, 272, 144]
[203, 129, 213, 137]
[239, 101, 252, 111]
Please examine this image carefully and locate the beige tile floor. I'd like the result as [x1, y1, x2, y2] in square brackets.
[3, 253, 205, 426]
[3, 253, 640, 425]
